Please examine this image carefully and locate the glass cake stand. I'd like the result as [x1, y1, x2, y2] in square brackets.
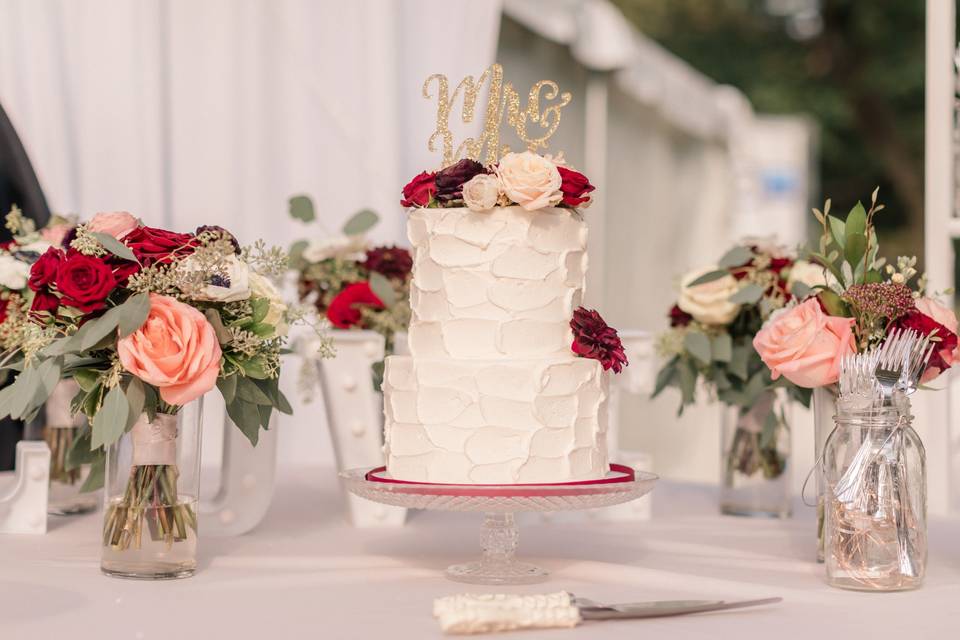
[340, 464, 657, 585]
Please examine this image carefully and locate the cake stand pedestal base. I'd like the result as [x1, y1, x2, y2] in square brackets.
[341, 465, 657, 585]
[446, 513, 548, 584]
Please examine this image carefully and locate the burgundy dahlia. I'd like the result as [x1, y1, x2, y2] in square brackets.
[362, 246, 412, 281]
[570, 307, 628, 373]
[434, 159, 486, 203]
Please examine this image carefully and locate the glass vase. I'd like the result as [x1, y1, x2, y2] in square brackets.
[720, 390, 791, 518]
[812, 386, 837, 562]
[101, 400, 203, 579]
[44, 380, 98, 515]
[823, 402, 926, 591]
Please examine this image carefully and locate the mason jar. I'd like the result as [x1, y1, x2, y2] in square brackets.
[823, 402, 926, 591]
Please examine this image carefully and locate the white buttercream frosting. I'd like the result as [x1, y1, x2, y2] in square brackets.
[405, 206, 587, 360]
[383, 355, 608, 484]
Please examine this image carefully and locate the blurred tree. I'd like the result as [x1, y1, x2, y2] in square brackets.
[613, 0, 928, 260]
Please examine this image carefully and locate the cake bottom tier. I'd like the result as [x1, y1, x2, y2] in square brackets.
[382, 355, 608, 484]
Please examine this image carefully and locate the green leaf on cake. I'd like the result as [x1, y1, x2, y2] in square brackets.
[341, 208, 379, 236]
[289, 195, 316, 223]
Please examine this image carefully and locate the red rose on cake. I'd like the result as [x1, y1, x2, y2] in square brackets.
[571, 307, 628, 373]
[400, 171, 437, 208]
[557, 166, 595, 207]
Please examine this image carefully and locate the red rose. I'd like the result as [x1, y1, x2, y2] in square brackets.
[30, 290, 60, 316]
[668, 304, 693, 328]
[400, 171, 437, 208]
[0, 297, 9, 324]
[327, 282, 384, 329]
[892, 310, 959, 379]
[28, 247, 64, 292]
[56, 252, 117, 313]
[123, 226, 197, 266]
[557, 166, 595, 208]
[571, 307, 628, 373]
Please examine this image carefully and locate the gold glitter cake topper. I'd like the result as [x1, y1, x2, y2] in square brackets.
[423, 63, 572, 167]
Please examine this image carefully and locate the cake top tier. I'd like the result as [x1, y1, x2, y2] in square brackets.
[407, 205, 585, 360]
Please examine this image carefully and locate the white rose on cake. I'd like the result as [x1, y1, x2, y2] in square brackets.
[0, 254, 30, 290]
[462, 174, 502, 212]
[495, 151, 563, 211]
[677, 266, 741, 325]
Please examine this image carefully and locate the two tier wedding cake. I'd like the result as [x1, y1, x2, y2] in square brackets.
[382, 65, 626, 484]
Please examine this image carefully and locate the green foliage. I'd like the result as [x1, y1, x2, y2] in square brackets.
[612, 0, 926, 259]
[289, 195, 316, 223]
[341, 209, 379, 236]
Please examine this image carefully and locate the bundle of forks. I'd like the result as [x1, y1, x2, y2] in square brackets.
[831, 328, 933, 580]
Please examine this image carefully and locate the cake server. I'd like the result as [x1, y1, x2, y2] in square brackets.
[434, 592, 782, 634]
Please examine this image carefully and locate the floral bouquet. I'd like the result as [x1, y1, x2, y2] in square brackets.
[753, 190, 956, 389]
[0, 211, 308, 558]
[0, 207, 83, 488]
[288, 196, 411, 388]
[654, 241, 815, 504]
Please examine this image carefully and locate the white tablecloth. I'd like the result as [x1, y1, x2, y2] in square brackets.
[2, 470, 959, 639]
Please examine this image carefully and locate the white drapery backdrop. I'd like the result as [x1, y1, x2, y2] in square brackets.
[0, 0, 502, 467]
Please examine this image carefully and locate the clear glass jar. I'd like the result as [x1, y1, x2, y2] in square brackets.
[823, 403, 926, 591]
[720, 390, 791, 518]
[44, 380, 98, 515]
[101, 400, 203, 579]
[812, 386, 838, 562]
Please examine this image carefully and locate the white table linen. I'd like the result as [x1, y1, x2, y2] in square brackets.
[2, 470, 958, 639]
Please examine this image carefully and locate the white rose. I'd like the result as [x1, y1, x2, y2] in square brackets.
[0, 254, 30, 291]
[787, 260, 833, 291]
[302, 235, 368, 263]
[462, 174, 501, 212]
[249, 272, 289, 337]
[677, 266, 741, 325]
[17, 240, 53, 255]
[185, 254, 251, 302]
[495, 151, 563, 211]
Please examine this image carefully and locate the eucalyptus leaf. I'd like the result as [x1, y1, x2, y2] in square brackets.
[73, 368, 100, 392]
[80, 454, 106, 492]
[257, 403, 273, 429]
[369, 271, 398, 306]
[91, 232, 137, 261]
[250, 297, 270, 324]
[65, 427, 95, 470]
[678, 358, 697, 407]
[7, 366, 40, 419]
[118, 293, 151, 337]
[341, 208, 379, 236]
[91, 385, 129, 449]
[217, 374, 238, 405]
[729, 283, 764, 305]
[124, 377, 146, 430]
[253, 377, 292, 414]
[226, 398, 261, 446]
[728, 345, 750, 381]
[791, 281, 813, 300]
[652, 359, 678, 398]
[235, 377, 273, 406]
[845, 202, 867, 237]
[683, 331, 711, 365]
[288, 239, 308, 270]
[205, 309, 232, 345]
[711, 333, 733, 363]
[78, 308, 122, 351]
[289, 195, 316, 223]
[687, 270, 729, 287]
[717, 246, 753, 269]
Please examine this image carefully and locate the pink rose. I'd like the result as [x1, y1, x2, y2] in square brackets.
[495, 151, 562, 211]
[118, 294, 222, 405]
[87, 211, 139, 240]
[41, 223, 73, 246]
[753, 298, 856, 388]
